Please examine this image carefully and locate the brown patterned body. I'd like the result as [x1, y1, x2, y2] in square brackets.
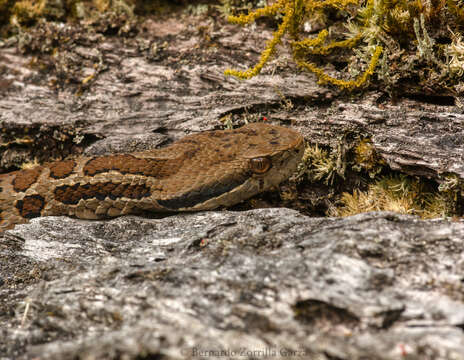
[0, 123, 304, 232]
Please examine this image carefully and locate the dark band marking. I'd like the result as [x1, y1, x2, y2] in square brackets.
[269, 129, 278, 135]
[13, 167, 43, 192]
[157, 172, 249, 210]
[48, 160, 76, 179]
[54, 182, 151, 205]
[15, 195, 45, 219]
[83, 155, 181, 178]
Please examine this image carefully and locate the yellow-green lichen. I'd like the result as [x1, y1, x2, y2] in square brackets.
[224, 0, 383, 89]
[225, 0, 464, 94]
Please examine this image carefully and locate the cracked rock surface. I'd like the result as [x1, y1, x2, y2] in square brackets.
[2, 210, 464, 359]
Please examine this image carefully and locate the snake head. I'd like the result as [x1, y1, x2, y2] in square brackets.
[164, 122, 304, 211]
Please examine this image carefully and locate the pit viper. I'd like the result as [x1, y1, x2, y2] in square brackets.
[0, 123, 304, 232]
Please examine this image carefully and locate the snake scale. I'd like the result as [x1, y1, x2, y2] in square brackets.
[0, 123, 304, 232]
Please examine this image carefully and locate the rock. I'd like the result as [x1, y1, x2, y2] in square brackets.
[1, 210, 464, 359]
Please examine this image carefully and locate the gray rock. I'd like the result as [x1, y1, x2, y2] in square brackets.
[2, 210, 464, 359]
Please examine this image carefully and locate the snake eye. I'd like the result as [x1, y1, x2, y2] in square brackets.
[250, 157, 271, 174]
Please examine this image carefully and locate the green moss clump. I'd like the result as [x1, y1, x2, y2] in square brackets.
[331, 174, 454, 219]
[10, 0, 70, 26]
[297, 143, 344, 185]
[352, 138, 385, 178]
[0, 0, 138, 32]
[225, 0, 464, 95]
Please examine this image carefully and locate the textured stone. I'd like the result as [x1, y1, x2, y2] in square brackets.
[1, 210, 464, 359]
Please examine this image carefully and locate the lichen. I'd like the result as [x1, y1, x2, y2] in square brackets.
[225, 0, 464, 95]
[224, 0, 383, 89]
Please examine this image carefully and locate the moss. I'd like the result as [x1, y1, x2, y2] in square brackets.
[295, 137, 461, 219]
[225, 0, 464, 95]
[0, 0, 137, 31]
[297, 137, 386, 185]
[10, 0, 71, 26]
[215, 0, 264, 17]
[447, 31, 464, 78]
[297, 143, 341, 185]
[352, 138, 385, 178]
[331, 174, 453, 219]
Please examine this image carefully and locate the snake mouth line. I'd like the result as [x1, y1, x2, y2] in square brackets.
[157, 174, 249, 210]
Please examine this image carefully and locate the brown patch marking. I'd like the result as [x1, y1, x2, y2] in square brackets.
[236, 128, 258, 136]
[83, 155, 182, 178]
[13, 167, 43, 192]
[54, 182, 151, 205]
[208, 131, 226, 138]
[15, 195, 45, 219]
[184, 149, 198, 159]
[48, 160, 76, 179]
